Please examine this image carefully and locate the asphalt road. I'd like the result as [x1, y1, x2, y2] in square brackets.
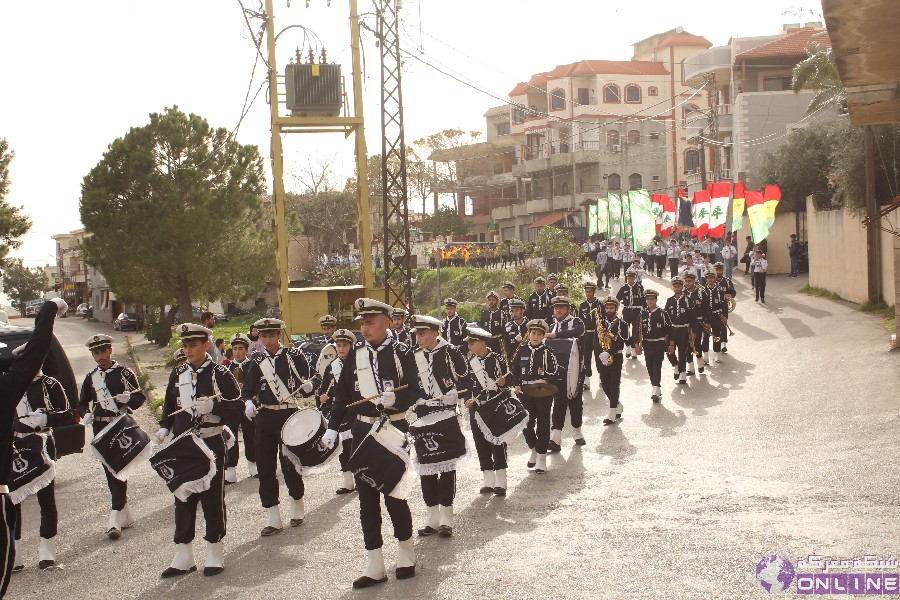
[8, 275, 900, 599]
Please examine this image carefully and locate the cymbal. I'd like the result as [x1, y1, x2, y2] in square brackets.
[520, 382, 558, 398]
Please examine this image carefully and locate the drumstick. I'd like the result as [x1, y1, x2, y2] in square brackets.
[168, 394, 224, 417]
[346, 384, 409, 408]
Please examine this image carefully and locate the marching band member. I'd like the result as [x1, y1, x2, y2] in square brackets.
[157, 324, 243, 578]
[578, 282, 603, 391]
[702, 272, 727, 364]
[610, 242, 623, 279]
[240, 318, 316, 537]
[665, 277, 694, 385]
[653, 240, 667, 277]
[526, 276, 551, 321]
[391, 309, 413, 346]
[477, 291, 506, 356]
[679, 253, 701, 282]
[622, 244, 635, 273]
[682, 272, 709, 374]
[0, 298, 66, 596]
[173, 348, 188, 366]
[317, 328, 357, 495]
[498, 281, 521, 322]
[511, 319, 558, 474]
[319, 314, 338, 344]
[546, 273, 559, 299]
[441, 298, 467, 353]
[635, 290, 672, 402]
[225, 333, 255, 481]
[409, 315, 468, 538]
[545, 296, 586, 451]
[321, 298, 419, 589]
[666, 239, 680, 279]
[77, 334, 146, 539]
[597, 298, 627, 425]
[714, 262, 737, 353]
[616, 269, 646, 359]
[10, 345, 74, 572]
[464, 327, 510, 496]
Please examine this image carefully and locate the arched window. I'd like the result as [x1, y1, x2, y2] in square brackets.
[625, 84, 641, 103]
[629, 173, 643, 190]
[627, 130, 641, 145]
[560, 181, 569, 195]
[606, 130, 620, 146]
[685, 149, 700, 172]
[648, 86, 659, 97]
[550, 88, 566, 111]
[683, 104, 701, 126]
[607, 173, 622, 190]
[603, 84, 620, 103]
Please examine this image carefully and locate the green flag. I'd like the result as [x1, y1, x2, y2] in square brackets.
[597, 197, 609, 237]
[587, 203, 598, 237]
[622, 194, 633, 238]
[627, 189, 656, 251]
[607, 193, 623, 238]
[488, 216, 496, 231]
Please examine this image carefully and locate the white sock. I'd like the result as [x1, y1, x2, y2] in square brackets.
[342, 470, 356, 490]
[535, 454, 547, 471]
[119, 503, 134, 529]
[396, 538, 415, 569]
[572, 427, 583, 440]
[494, 469, 507, 489]
[616, 401, 624, 415]
[13, 539, 23, 568]
[529, 449, 537, 464]
[291, 498, 305, 520]
[39, 536, 56, 563]
[550, 429, 562, 444]
[482, 470, 495, 488]
[362, 548, 386, 579]
[267, 506, 283, 529]
[225, 467, 237, 483]
[205, 541, 224, 569]
[170, 543, 195, 570]
[439, 505, 453, 528]
[604, 407, 617, 422]
[423, 505, 440, 529]
[247, 461, 258, 477]
[107, 510, 120, 532]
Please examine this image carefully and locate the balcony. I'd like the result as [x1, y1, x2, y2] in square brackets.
[683, 45, 732, 86]
[550, 147, 572, 168]
[572, 140, 602, 163]
[552, 195, 577, 211]
[526, 197, 552, 214]
[513, 202, 530, 217]
[492, 205, 515, 221]
[716, 104, 733, 133]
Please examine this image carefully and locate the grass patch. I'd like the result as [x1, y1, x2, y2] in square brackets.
[162, 309, 267, 352]
[802, 286, 896, 333]
[799, 284, 844, 302]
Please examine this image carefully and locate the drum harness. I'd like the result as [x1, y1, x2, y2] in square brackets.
[89, 365, 136, 423]
[414, 343, 463, 412]
[355, 340, 408, 424]
[257, 348, 310, 411]
[176, 362, 225, 438]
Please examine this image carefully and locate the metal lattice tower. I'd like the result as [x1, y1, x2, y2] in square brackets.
[378, 0, 413, 311]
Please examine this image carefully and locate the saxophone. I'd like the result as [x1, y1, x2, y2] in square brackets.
[593, 308, 616, 363]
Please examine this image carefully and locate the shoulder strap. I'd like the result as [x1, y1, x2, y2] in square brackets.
[355, 346, 380, 398]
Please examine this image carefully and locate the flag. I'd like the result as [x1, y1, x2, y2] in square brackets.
[678, 194, 694, 230]
[692, 190, 711, 237]
[587, 203, 598, 237]
[746, 190, 769, 243]
[622, 195, 633, 239]
[660, 195, 677, 237]
[763, 184, 781, 228]
[597, 197, 609, 237]
[708, 182, 730, 238]
[627, 189, 656, 251]
[650, 194, 666, 234]
[732, 182, 746, 232]
[608, 193, 623, 238]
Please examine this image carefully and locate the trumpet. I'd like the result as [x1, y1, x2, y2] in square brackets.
[719, 314, 736, 337]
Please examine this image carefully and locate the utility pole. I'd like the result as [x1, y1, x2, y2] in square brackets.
[864, 125, 880, 304]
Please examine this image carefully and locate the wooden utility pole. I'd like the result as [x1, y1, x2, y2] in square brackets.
[864, 125, 880, 304]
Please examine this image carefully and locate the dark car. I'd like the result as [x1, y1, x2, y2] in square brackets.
[114, 312, 144, 331]
[0, 322, 78, 404]
[214, 312, 230, 323]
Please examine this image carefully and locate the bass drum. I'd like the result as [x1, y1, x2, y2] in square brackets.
[544, 337, 581, 399]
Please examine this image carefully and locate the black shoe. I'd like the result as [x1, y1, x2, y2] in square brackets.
[203, 566, 224, 576]
[335, 487, 356, 495]
[479, 486, 494, 494]
[674, 372, 679, 380]
[290, 518, 304, 527]
[396, 565, 416, 580]
[260, 526, 283, 537]
[161, 565, 197, 578]
[417, 525, 438, 537]
[438, 525, 453, 538]
[12, 565, 24, 573]
[547, 440, 561, 453]
[353, 575, 388, 589]
[698, 365, 705, 374]
[761, 299, 766, 304]
[38, 560, 56, 570]
[251, 474, 259, 479]
[493, 487, 507, 496]
[107, 527, 121, 540]
[574, 437, 586, 446]
[526, 460, 536, 468]
[224, 480, 235, 486]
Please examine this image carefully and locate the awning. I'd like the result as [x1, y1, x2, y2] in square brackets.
[527, 210, 576, 229]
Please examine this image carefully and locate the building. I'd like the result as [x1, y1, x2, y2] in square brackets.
[51, 228, 91, 306]
[42, 265, 59, 291]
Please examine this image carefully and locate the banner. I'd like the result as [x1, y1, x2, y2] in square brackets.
[597, 197, 609, 237]
[732, 181, 746, 232]
[763, 184, 781, 228]
[708, 182, 730, 238]
[746, 190, 768, 243]
[587, 203, 598, 237]
[660, 195, 676, 238]
[627, 189, 656, 251]
[650, 194, 666, 234]
[678, 193, 693, 230]
[622, 194, 633, 239]
[608, 193, 623, 238]
[692, 190, 711, 237]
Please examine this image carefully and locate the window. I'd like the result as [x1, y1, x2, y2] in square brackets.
[625, 84, 641, 103]
[606, 130, 620, 146]
[627, 130, 641, 145]
[629, 173, 643, 190]
[685, 149, 700, 172]
[550, 88, 566, 111]
[496, 122, 510, 136]
[763, 76, 793, 91]
[649, 131, 660, 140]
[603, 84, 620, 103]
[512, 105, 526, 124]
[577, 87, 590, 105]
[648, 86, 659, 97]
[560, 181, 569, 195]
[607, 173, 621, 190]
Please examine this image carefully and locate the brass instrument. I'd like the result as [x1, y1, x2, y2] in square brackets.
[232, 364, 244, 386]
[726, 296, 737, 312]
[592, 308, 616, 364]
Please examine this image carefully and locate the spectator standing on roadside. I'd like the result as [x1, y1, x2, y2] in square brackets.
[788, 234, 801, 277]
[201, 312, 221, 363]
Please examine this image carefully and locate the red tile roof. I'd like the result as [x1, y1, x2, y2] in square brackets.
[656, 33, 712, 51]
[737, 27, 832, 60]
[509, 60, 670, 96]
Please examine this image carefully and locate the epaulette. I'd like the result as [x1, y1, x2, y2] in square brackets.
[214, 363, 231, 374]
[395, 342, 411, 354]
[353, 340, 365, 349]
[43, 377, 57, 388]
[285, 346, 304, 357]
[174, 363, 190, 375]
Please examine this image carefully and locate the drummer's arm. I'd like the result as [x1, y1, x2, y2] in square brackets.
[120, 368, 146, 409]
[211, 368, 244, 421]
[391, 348, 418, 413]
[77, 376, 93, 419]
[293, 351, 319, 396]
[45, 379, 76, 428]
[1, 301, 58, 408]
[326, 353, 355, 430]
[240, 361, 261, 406]
[159, 371, 179, 431]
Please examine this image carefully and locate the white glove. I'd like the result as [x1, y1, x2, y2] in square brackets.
[21, 411, 47, 429]
[244, 399, 257, 419]
[193, 397, 214, 416]
[321, 428, 338, 449]
[300, 380, 314, 394]
[379, 390, 396, 408]
[82, 412, 94, 426]
[51, 297, 68, 317]
[442, 389, 459, 405]
[599, 351, 611, 367]
[153, 428, 169, 445]
[100, 396, 119, 412]
[115, 392, 131, 406]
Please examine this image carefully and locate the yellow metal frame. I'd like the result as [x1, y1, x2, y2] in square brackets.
[265, 0, 375, 335]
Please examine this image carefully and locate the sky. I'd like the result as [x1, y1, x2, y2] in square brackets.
[0, 0, 824, 272]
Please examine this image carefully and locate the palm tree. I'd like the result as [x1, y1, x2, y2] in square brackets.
[792, 46, 847, 115]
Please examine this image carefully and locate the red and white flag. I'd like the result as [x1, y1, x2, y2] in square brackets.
[708, 182, 731, 238]
[692, 190, 711, 237]
[661, 195, 676, 238]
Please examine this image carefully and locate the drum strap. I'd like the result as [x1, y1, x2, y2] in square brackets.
[258, 350, 293, 402]
[468, 355, 496, 393]
[178, 367, 196, 410]
[414, 349, 434, 398]
[91, 369, 117, 408]
[355, 345, 381, 399]
[331, 358, 343, 382]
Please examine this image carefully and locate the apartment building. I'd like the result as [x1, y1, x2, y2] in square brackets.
[51, 228, 91, 306]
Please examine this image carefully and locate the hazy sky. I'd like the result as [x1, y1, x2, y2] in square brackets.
[0, 0, 823, 270]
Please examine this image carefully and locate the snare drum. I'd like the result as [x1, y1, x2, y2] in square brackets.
[409, 410, 468, 475]
[347, 418, 412, 499]
[150, 431, 217, 502]
[474, 391, 529, 445]
[90, 414, 152, 482]
[545, 337, 582, 399]
[281, 408, 340, 475]
[9, 433, 55, 505]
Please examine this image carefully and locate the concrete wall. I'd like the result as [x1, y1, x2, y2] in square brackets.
[806, 196, 899, 306]
[730, 210, 799, 275]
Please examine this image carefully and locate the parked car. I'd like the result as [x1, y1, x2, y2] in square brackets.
[265, 306, 281, 319]
[24, 299, 42, 317]
[76, 303, 90, 317]
[114, 312, 144, 331]
[214, 312, 230, 323]
[172, 306, 202, 324]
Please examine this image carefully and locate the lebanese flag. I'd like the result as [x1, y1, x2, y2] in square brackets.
[763, 184, 781, 227]
[708, 182, 731, 238]
[692, 189, 711, 237]
[651, 194, 667, 234]
[660, 195, 677, 238]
